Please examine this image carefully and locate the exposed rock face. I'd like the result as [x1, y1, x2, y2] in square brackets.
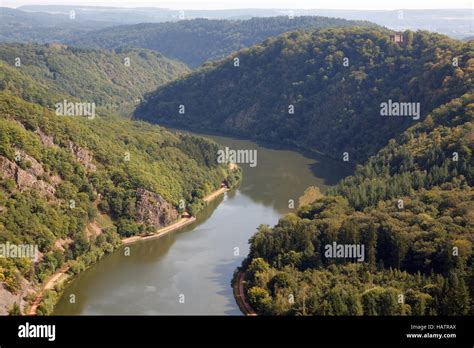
[0, 284, 19, 315]
[68, 142, 97, 172]
[135, 188, 178, 228]
[18, 151, 44, 177]
[35, 129, 57, 148]
[0, 156, 17, 179]
[85, 221, 102, 239]
[0, 278, 35, 315]
[18, 124, 96, 172]
[0, 155, 56, 197]
[54, 237, 73, 252]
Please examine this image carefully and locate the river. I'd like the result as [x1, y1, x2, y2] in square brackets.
[53, 132, 351, 315]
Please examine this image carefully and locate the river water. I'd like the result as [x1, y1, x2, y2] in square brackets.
[53, 132, 351, 315]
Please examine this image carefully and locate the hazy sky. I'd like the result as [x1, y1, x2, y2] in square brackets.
[3, 0, 473, 10]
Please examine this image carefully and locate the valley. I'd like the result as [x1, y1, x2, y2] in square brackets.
[52, 131, 350, 314]
[0, 4, 472, 321]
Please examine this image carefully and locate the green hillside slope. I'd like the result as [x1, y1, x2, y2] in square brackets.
[135, 28, 472, 162]
[0, 43, 189, 114]
[240, 93, 473, 315]
[69, 16, 377, 67]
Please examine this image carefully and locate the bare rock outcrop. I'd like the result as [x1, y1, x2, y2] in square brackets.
[35, 129, 57, 148]
[35, 129, 96, 172]
[85, 221, 103, 239]
[135, 188, 179, 228]
[17, 151, 44, 177]
[0, 278, 35, 315]
[0, 156, 55, 197]
[54, 237, 73, 252]
[68, 142, 97, 172]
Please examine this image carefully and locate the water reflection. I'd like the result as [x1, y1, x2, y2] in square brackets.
[53, 131, 350, 315]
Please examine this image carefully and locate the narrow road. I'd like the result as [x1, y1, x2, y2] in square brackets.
[122, 215, 196, 245]
[28, 266, 70, 315]
[203, 187, 228, 203]
[234, 271, 257, 316]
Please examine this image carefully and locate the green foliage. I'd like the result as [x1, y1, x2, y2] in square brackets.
[0, 43, 189, 112]
[331, 94, 473, 209]
[247, 286, 272, 314]
[0, 91, 233, 299]
[242, 93, 473, 315]
[298, 186, 323, 208]
[70, 17, 377, 67]
[36, 289, 58, 316]
[136, 28, 471, 163]
[8, 302, 21, 316]
[0, 7, 109, 43]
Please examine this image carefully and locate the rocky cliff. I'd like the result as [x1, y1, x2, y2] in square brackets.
[0, 155, 55, 197]
[135, 188, 179, 228]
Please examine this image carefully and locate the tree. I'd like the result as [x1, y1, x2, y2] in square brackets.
[404, 30, 414, 47]
[298, 186, 323, 207]
[327, 288, 348, 315]
[247, 286, 272, 314]
[0, 131, 13, 159]
[247, 258, 270, 280]
[346, 290, 363, 315]
[361, 287, 384, 315]
[362, 223, 377, 269]
[441, 272, 470, 315]
[8, 302, 21, 316]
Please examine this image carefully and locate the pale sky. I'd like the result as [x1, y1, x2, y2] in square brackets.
[2, 0, 473, 10]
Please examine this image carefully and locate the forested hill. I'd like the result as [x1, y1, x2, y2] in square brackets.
[68, 16, 377, 67]
[241, 92, 473, 316]
[0, 43, 189, 113]
[0, 7, 113, 43]
[135, 28, 472, 162]
[0, 42, 240, 314]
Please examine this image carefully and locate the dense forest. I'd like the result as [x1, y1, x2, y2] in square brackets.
[0, 7, 111, 43]
[0, 43, 240, 314]
[240, 92, 473, 315]
[0, 43, 189, 113]
[3, 6, 472, 45]
[136, 28, 472, 162]
[0, 8, 471, 319]
[69, 17, 376, 67]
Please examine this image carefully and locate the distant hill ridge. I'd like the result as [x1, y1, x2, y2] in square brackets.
[68, 16, 377, 67]
[135, 27, 472, 162]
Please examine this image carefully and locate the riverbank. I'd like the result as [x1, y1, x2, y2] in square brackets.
[47, 129, 346, 315]
[28, 184, 231, 316]
[27, 266, 70, 315]
[203, 187, 227, 203]
[123, 185, 229, 245]
[122, 216, 196, 245]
